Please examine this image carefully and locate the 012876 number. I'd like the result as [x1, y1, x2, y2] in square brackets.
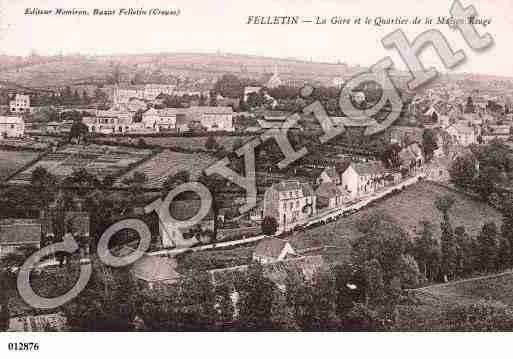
[8, 342, 40, 351]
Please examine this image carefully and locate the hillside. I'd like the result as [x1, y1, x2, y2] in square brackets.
[292, 181, 503, 261]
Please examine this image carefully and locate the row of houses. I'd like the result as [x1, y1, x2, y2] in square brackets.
[262, 146, 425, 233]
[82, 105, 235, 134]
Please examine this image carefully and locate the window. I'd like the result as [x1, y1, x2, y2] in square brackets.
[296, 200, 299, 208]
[289, 202, 293, 210]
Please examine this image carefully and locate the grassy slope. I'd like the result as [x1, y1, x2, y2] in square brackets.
[291, 181, 502, 265]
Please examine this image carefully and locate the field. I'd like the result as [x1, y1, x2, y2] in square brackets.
[396, 271, 513, 330]
[291, 181, 503, 263]
[117, 149, 217, 188]
[0, 150, 40, 181]
[8, 144, 153, 184]
[95, 136, 254, 151]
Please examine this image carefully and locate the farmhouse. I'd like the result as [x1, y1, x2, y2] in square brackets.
[263, 180, 316, 233]
[252, 236, 297, 264]
[0, 218, 41, 258]
[445, 122, 478, 146]
[316, 182, 350, 210]
[0, 116, 25, 138]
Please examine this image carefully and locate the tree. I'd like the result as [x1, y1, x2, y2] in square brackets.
[69, 120, 89, 144]
[381, 143, 402, 169]
[198, 173, 226, 242]
[475, 166, 499, 202]
[435, 195, 457, 281]
[237, 263, 275, 330]
[477, 222, 499, 272]
[205, 135, 219, 151]
[213, 74, 243, 99]
[453, 226, 473, 276]
[30, 166, 58, 209]
[449, 157, 477, 188]
[422, 129, 438, 162]
[414, 220, 440, 281]
[464, 96, 475, 114]
[261, 216, 278, 236]
[162, 171, 190, 193]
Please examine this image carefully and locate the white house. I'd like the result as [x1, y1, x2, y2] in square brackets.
[0, 116, 25, 138]
[263, 181, 316, 233]
[83, 108, 134, 134]
[141, 108, 178, 132]
[340, 161, 387, 199]
[9, 94, 30, 114]
[189, 106, 234, 132]
[445, 122, 477, 146]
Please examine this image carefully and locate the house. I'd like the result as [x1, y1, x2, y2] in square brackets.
[188, 106, 234, 132]
[445, 122, 477, 146]
[425, 157, 452, 183]
[208, 255, 326, 309]
[340, 161, 387, 199]
[263, 181, 316, 233]
[386, 126, 425, 147]
[0, 219, 41, 258]
[262, 65, 282, 89]
[159, 199, 214, 248]
[398, 143, 424, 173]
[45, 121, 62, 134]
[256, 110, 302, 130]
[8, 312, 67, 332]
[483, 125, 510, 143]
[9, 94, 30, 114]
[0, 116, 25, 138]
[141, 108, 179, 132]
[64, 211, 90, 238]
[243, 86, 262, 102]
[83, 108, 134, 134]
[315, 182, 350, 210]
[130, 255, 180, 290]
[315, 166, 341, 186]
[252, 236, 297, 264]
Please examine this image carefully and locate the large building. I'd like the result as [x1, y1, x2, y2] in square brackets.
[263, 180, 316, 233]
[83, 109, 134, 135]
[9, 94, 30, 114]
[0, 116, 25, 138]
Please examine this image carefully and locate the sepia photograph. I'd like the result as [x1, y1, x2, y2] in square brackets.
[0, 0, 513, 356]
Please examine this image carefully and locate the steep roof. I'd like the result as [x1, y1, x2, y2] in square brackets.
[253, 236, 294, 259]
[271, 180, 315, 197]
[208, 255, 325, 288]
[131, 255, 180, 283]
[315, 182, 347, 198]
[399, 143, 424, 163]
[351, 161, 386, 176]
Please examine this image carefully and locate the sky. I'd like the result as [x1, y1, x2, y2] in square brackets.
[0, 0, 512, 76]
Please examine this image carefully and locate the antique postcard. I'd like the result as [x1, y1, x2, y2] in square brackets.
[0, 0, 512, 356]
